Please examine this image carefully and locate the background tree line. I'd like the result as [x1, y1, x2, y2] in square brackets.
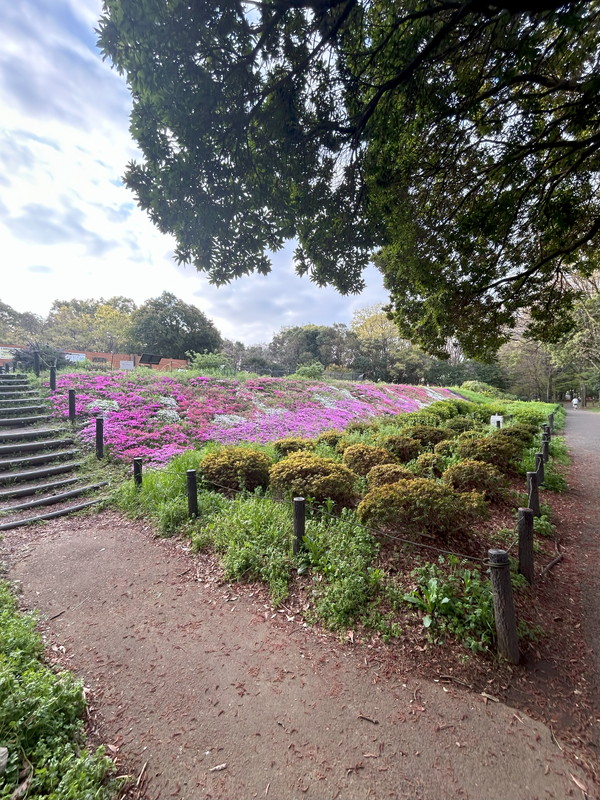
[3, 292, 598, 399]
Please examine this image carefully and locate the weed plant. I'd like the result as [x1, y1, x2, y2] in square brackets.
[0, 582, 120, 799]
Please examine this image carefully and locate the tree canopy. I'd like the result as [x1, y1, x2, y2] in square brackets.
[128, 292, 222, 358]
[98, 0, 600, 357]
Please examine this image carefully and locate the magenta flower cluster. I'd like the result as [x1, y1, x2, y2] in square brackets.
[45, 372, 458, 465]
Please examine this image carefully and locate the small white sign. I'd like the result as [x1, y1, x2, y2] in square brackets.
[120, 360, 134, 370]
[0, 346, 15, 359]
[490, 414, 504, 428]
[65, 352, 86, 363]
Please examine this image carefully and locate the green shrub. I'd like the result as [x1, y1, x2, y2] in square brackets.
[304, 511, 382, 629]
[403, 556, 495, 651]
[442, 459, 507, 500]
[273, 437, 316, 456]
[269, 452, 358, 506]
[315, 429, 345, 448]
[357, 478, 486, 539]
[367, 464, 417, 489]
[456, 435, 522, 474]
[445, 416, 479, 433]
[405, 425, 453, 448]
[412, 452, 446, 479]
[197, 495, 293, 604]
[425, 400, 459, 420]
[0, 582, 119, 799]
[433, 440, 456, 457]
[345, 420, 374, 434]
[541, 462, 568, 492]
[201, 446, 272, 493]
[378, 434, 422, 462]
[495, 423, 537, 446]
[341, 443, 396, 476]
[292, 361, 324, 379]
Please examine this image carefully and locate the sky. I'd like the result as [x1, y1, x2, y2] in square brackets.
[0, 0, 388, 345]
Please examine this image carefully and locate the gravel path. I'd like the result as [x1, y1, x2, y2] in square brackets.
[2, 505, 593, 800]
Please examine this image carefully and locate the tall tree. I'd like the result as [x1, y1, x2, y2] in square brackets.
[98, 1, 600, 358]
[128, 292, 221, 359]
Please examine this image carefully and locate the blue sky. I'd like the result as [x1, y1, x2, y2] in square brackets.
[0, 0, 388, 344]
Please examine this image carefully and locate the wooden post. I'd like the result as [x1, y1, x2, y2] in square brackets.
[548, 413, 554, 434]
[95, 416, 104, 459]
[517, 508, 534, 584]
[535, 452, 544, 484]
[527, 471, 540, 516]
[33, 350, 40, 377]
[133, 458, 143, 487]
[187, 469, 199, 518]
[488, 549, 520, 664]
[293, 497, 305, 556]
[49, 366, 56, 391]
[542, 423, 550, 438]
[542, 435, 549, 463]
[68, 389, 76, 423]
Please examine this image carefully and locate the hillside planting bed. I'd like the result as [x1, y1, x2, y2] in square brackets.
[44, 372, 457, 464]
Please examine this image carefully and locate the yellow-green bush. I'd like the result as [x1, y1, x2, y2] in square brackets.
[272, 437, 316, 456]
[341, 443, 396, 476]
[412, 452, 445, 479]
[357, 478, 486, 539]
[442, 459, 507, 500]
[378, 434, 421, 463]
[315, 429, 345, 448]
[269, 452, 358, 506]
[445, 416, 479, 433]
[433, 440, 455, 457]
[405, 425, 453, 448]
[455, 435, 522, 474]
[201, 446, 272, 493]
[366, 463, 417, 489]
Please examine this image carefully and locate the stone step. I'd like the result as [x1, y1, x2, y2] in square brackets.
[0, 481, 109, 513]
[0, 427, 68, 443]
[0, 438, 74, 456]
[0, 415, 52, 427]
[0, 460, 82, 484]
[0, 397, 43, 406]
[0, 449, 79, 470]
[0, 386, 37, 395]
[0, 497, 108, 531]
[0, 476, 80, 500]
[0, 404, 47, 416]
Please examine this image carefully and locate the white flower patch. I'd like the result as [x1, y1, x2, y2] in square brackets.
[87, 399, 119, 413]
[311, 392, 339, 408]
[158, 395, 178, 408]
[156, 408, 180, 423]
[212, 413, 247, 427]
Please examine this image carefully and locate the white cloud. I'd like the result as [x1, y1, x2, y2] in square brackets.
[0, 0, 389, 344]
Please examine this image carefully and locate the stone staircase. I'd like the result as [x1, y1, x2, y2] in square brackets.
[0, 373, 109, 531]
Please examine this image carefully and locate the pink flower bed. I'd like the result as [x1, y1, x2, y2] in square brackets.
[45, 372, 459, 465]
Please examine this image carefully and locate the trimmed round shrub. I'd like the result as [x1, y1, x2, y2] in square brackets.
[269, 452, 358, 507]
[357, 478, 486, 539]
[442, 459, 507, 500]
[412, 452, 445, 479]
[335, 437, 356, 454]
[457, 430, 483, 442]
[378, 435, 422, 463]
[456, 435, 522, 474]
[201, 446, 272, 493]
[342, 443, 397, 476]
[405, 425, 453, 448]
[273, 437, 316, 456]
[315, 429, 345, 448]
[445, 416, 479, 433]
[495, 424, 537, 446]
[426, 400, 459, 420]
[366, 464, 417, 489]
[434, 440, 455, 457]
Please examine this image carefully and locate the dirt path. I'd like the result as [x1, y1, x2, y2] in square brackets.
[2, 503, 594, 800]
[563, 407, 600, 751]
